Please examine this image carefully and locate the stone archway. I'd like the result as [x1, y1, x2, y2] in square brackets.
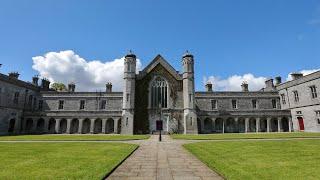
[106, 118, 114, 134]
[36, 118, 45, 133]
[238, 118, 245, 133]
[26, 118, 33, 133]
[8, 119, 15, 133]
[249, 118, 256, 132]
[281, 117, 289, 132]
[260, 118, 268, 132]
[271, 118, 278, 132]
[225, 118, 236, 133]
[82, 119, 90, 134]
[215, 118, 223, 133]
[94, 119, 102, 134]
[70, 119, 79, 134]
[48, 118, 56, 134]
[60, 119, 67, 133]
[204, 118, 213, 133]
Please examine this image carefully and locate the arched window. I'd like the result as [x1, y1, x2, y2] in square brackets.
[151, 77, 168, 108]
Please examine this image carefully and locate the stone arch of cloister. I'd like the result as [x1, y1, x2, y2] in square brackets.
[21, 117, 120, 134]
[198, 116, 292, 134]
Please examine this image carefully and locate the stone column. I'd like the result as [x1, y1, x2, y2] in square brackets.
[245, 118, 249, 133]
[256, 118, 260, 133]
[102, 119, 106, 134]
[222, 119, 225, 134]
[114, 119, 118, 134]
[267, 118, 271, 133]
[90, 119, 95, 134]
[288, 117, 292, 132]
[277, 117, 281, 132]
[78, 119, 83, 134]
[43, 118, 49, 134]
[32, 118, 37, 133]
[212, 118, 216, 133]
[55, 119, 61, 134]
[66, 119, 72, 134]
[234, 117, 239, 133]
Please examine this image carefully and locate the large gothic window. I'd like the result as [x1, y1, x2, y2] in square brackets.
[151, 77, 168, 108]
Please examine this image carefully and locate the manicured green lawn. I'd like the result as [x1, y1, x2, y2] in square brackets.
[0, 134, 149, 141]
[172, 132, 320, 140]
[0, 142, 137, 179]
[184, 139, 320, 180]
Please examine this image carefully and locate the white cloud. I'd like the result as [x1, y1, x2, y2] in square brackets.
[286, 69, 320, 81]
[203, 73, 267, 91]
[32, 50, 142, 91]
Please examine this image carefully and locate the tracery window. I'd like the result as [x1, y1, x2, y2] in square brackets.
[151, 77, 168, 108]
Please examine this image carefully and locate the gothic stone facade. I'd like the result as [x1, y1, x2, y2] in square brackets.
[4, 52, 317, 135]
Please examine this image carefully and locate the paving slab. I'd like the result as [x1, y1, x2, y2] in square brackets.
[107, 135, 223, 180]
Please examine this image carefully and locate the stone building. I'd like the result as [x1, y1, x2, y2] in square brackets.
[277, 71, 320, 132]
[0, 52, 306, 135]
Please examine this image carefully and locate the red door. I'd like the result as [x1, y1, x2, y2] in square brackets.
[297, 117, 304, 131]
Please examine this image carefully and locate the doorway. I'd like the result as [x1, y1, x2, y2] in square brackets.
[297, 117, 304, 131]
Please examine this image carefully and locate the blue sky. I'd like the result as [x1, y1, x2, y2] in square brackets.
[0, 0, 319, 91]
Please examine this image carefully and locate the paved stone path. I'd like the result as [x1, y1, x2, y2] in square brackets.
[107, 135, 223, 180]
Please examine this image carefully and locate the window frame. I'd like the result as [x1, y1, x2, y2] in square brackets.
[310, 85, 318, 99]
[272, 99, 277, 109]
[211, 99, 217, 110]
[280, 94, 286, 104]
[100, 99, 106, 110]
[231, 99, 237, 109]
[293, 90, 299, 102]
[79, 100, 85, 110]
[58, 100, 64, 110]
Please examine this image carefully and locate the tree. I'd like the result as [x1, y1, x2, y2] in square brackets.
[51, 82, 66, 92]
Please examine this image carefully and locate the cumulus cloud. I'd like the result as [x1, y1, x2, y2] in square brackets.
[203, 74, 267, 91]
[32, 50, 142, 91]
[286, 69, 320, 81]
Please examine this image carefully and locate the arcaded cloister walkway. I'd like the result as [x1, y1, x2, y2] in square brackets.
[107, 135, 223, 180]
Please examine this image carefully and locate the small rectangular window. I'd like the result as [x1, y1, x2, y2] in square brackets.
[33, 97, 37, 110]
[38, 100, 43, 111]
[310, 86, 317, 99]
[80, 100, 85, 110]
[281, 94, 286, 104]
[126, 93, 130, 102]
[189, 94, 192, 103]
[211, 100, 217, 109]
[232, 100, 237, 109]
[252, 99, 257, 109]
[100, 100, 106, 109]
[58, 100, 64, 110]
[13, 92, 19, 104]
[316, 111, 320, 124]
[293, 91, 299, 102]
[272, 99, 277, 109]
[28, 95, 33, 106]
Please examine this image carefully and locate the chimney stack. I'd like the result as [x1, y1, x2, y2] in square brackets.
[275, 76, 282, 85]
[68, 82, 76, 92]
[8, 72, 19, 79]
[241, 81, 249, 92]
[290, 73, 303, 81]
[205, 82, 213, 92]
[32, 75, 39, 86]
[41, 78, 50, 90]
[264, 78, 275, 91]
[106, 82, 112, 93]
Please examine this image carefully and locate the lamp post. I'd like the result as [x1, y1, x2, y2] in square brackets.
[158, 103, 162, 142]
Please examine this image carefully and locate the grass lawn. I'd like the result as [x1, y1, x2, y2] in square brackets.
[0, 142, 137, 179]
[184, 139, 320, 180]
[172, 132, 320, 140]
[0, 134, 149, 141]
